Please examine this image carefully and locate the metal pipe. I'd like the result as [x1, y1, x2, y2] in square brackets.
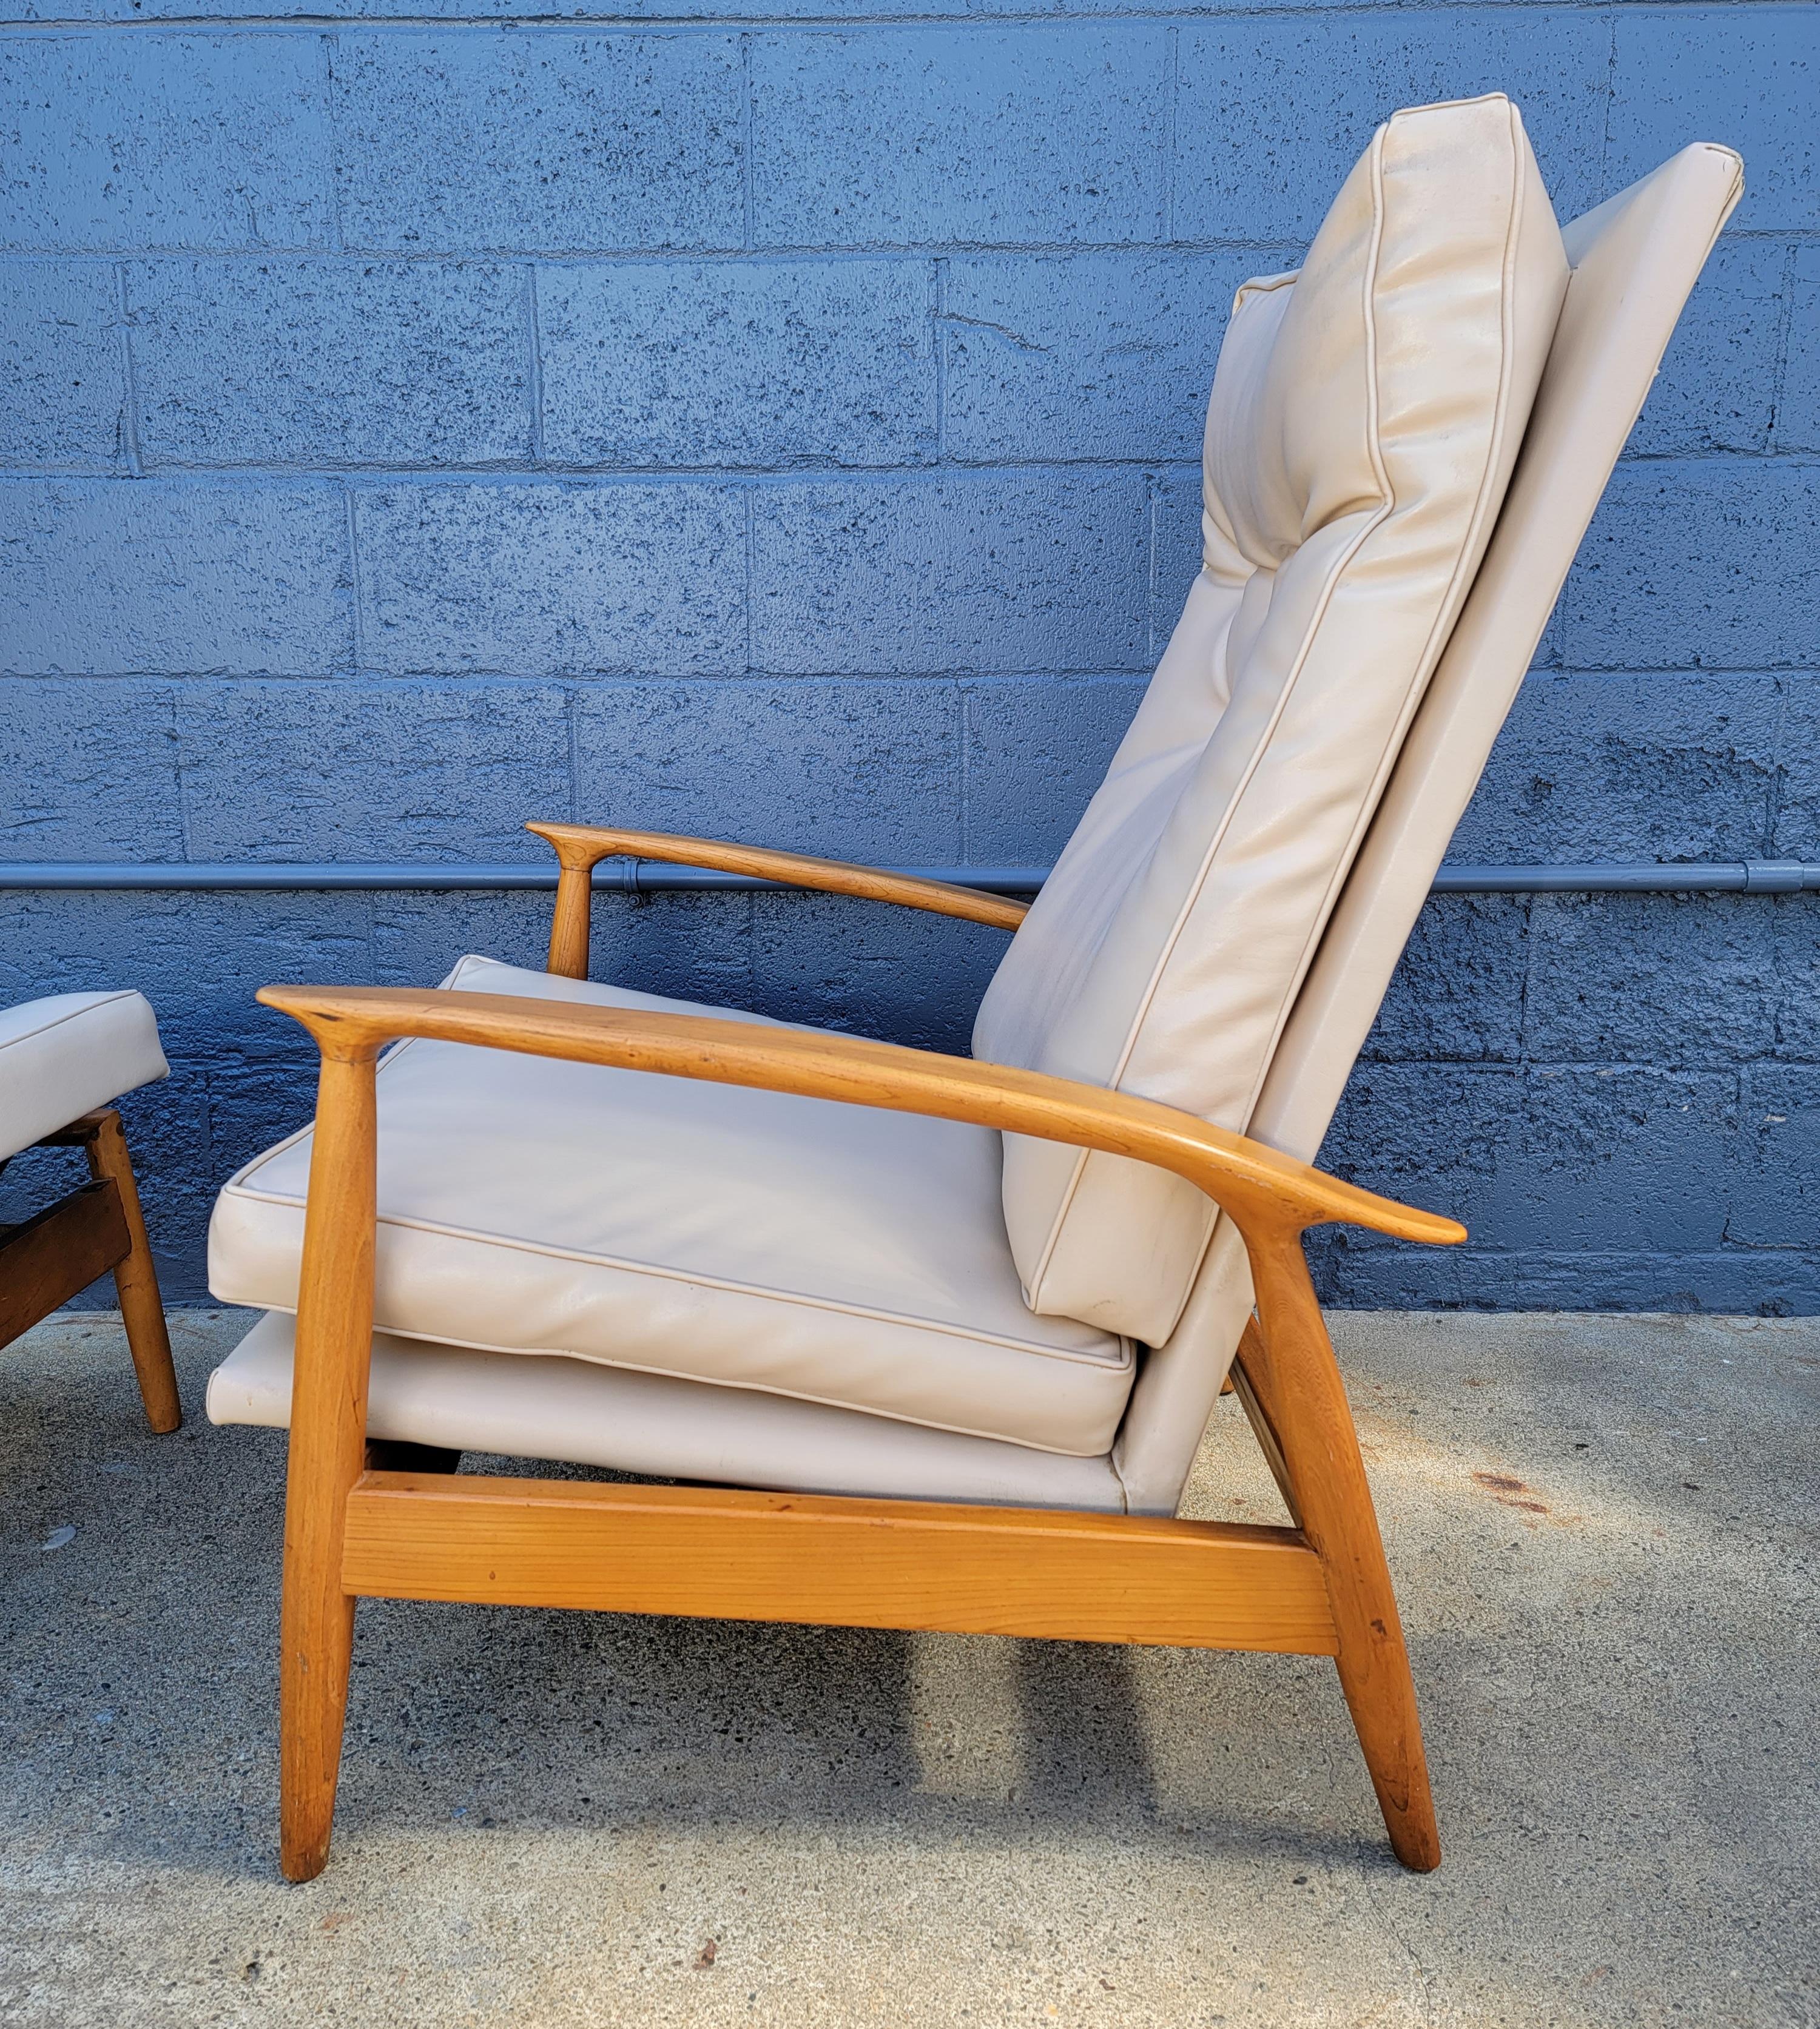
[1, 861, 1817, 897]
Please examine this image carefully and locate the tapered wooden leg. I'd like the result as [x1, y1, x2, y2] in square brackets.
[280, 1051, 380, 1883]
[1243, 1240, 1440, 1873]
[78, 1111, 181, 1434]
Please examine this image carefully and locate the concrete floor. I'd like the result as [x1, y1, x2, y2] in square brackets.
[1, 1309, 1815, 2028]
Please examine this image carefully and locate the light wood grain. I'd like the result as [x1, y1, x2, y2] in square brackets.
[255, 984, 1464, 1249]
[342, 1473, 1341, 1655]
[78, 1110, 181, 1433]
[278, 1051, 379, 1884]
[0, 1178, 129, 1351]
[527, 819, 1029, 976]
[1240, 1239, 1441, 1872]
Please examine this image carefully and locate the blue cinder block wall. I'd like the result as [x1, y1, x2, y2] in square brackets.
[1, 2, 1815, 1311]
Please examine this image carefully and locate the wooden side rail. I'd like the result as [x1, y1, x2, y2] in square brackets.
[261, 981, 1461, 1881]
[343, 1474, 1340, 1657]
[525, 819, 1030, 977]
[259, 984, 1462, 1247]
[0, 1109, 181, 1432]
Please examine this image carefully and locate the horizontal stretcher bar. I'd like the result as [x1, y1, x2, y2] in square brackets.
[340, 1472, 1343, 1657]
[4, 860, 1819, 896]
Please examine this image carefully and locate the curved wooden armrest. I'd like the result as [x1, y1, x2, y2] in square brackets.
[259, 983, 1463, 1250]
[525, 820, 1029, 977]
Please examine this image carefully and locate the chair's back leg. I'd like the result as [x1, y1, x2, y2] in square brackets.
[81, 1111, 181, 1434]
[280, 1052, 381, 1883]
[1242, 1239, 1440, 1872]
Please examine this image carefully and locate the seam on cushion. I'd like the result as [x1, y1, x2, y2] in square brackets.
[217, 1180, 1134, 1372]
[223, 954, 1125, 1367]
[0, 991, 138, 1053]
[1207, 101, 1528, 1170]
[1026, 103, 1532, 1330]
[1223, 104, 1528, 1134]
[244, 1302, 1123, 1459]
[1023, 129, 1402, 1321]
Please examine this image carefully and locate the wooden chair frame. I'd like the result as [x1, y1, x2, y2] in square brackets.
[0, 1106, 180, 1434]
[264, 823, 1465, 1881]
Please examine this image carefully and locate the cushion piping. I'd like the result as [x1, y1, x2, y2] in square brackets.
[1021, 98, 1531, 1333]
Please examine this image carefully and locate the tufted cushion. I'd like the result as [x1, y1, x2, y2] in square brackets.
[974, 95, 1569, 1344]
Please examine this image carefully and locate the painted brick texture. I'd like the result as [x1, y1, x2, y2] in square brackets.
[0, 1, 1815, 1314]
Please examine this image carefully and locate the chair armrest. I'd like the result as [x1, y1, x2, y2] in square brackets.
[525, 821, 1029, 977]
[258, 983, 1463, 1251]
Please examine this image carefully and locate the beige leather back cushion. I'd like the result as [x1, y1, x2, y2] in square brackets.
[974, 95, 1569, 1345]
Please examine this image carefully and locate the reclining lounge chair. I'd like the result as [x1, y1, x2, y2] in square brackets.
[203, 99, 1743, 1880]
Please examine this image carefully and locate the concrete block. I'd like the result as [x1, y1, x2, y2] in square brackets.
[1494, 1065, 1738, 1254]
[331, 33, 744, 254]
[354, 482, 746, 676]
[1551, 461, 1820, 672]
[750, 28, 1169, 248]
[163, 891, 378, 1066]
[960, 677, 1142, 862]
[0, 261, 128, 467]
[1309, 1226, 1525, 1311]
[1608, 8, 1820, 232]
[1730, 1063, 1820, 1248]
[129, 260, 530, 466]
[1511, 1248, 1820, 1316]
[0, 886, 371, 1065]
[587, 890, 760, 1015]
[750, 890, 1002, 1055]
[942, 252, 1277, 463]
[0, 478, 351, 675]
[1325, 1060, 1737, 1254]
[1522, 893, 1776, 1065]
[540, 258, 935, 468]
[1174, 13, 1610, 243]
[1768, 892, 1820, 1062]
[371, 892, 563, 987]
[1452, 673, 1782, 863]
[1774, 244, 1820, 453]
[0, 34, 330, 251]
[1318, 1236, 1820, 1314]
[1626, 237, 1787, 457]
[177, 680, 570, 861]
[1768, 675, 1820, 858]
[0, 678, 184, 860]
[1321, 1060, 1523, 1234]
[751, 471, 1153, 676]
[571, 679, 963, 863]
[1361, 895, 1528, 1066]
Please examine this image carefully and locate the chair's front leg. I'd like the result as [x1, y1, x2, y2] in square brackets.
[280, 1047, 381, 1883]
[1243, 1227, 1440, 1873]
[79, 1111, 181, 1433]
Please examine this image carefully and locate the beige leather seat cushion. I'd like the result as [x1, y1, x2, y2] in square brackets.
[0, 991, 169, 1165]
[207, 956, 1135, 1457]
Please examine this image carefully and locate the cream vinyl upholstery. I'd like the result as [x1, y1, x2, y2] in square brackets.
[0, 991, 169, 1166]
[209, 955, 1134, 1458]
[208, 1310, 1133, 1511]
[976, 95, 1569, 1347]
[207, 114, 1741, 1518]
[1111, 139, 1745, 1511]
